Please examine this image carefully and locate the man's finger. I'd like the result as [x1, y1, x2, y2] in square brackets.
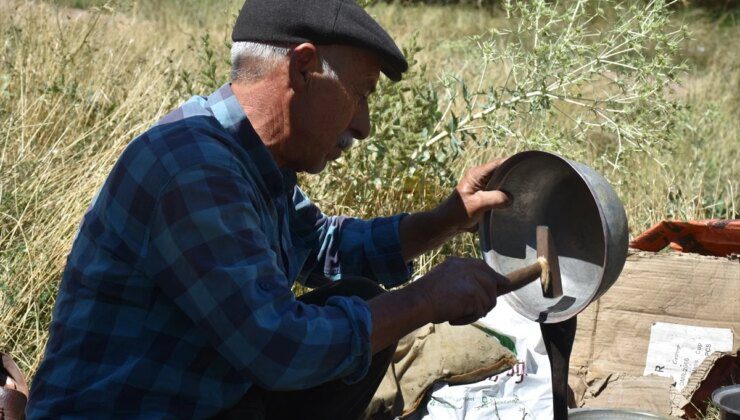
[475, 190, 512, 210]
[476, 157, 508, 175]
[470, 157, 508, 182]
[474, 263, 501, 306]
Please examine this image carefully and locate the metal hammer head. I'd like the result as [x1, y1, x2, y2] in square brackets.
[536, 226, 563, 298]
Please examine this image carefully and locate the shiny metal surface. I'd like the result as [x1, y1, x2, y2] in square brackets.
[713, 385, 740, 420]
[569, 408, 672, 419]
[479, 151, 628, 323]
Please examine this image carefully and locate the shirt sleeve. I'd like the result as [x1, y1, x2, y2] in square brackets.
[291, 187, 413, 288]
[143, 163, 373, 390]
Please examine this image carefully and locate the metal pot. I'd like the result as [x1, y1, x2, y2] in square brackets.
[568, 408, 673, 419]
[479, 151, 629, 323]
[712, 385, 740, 420]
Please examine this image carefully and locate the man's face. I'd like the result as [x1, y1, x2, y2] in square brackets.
[284, 46, 380, 174]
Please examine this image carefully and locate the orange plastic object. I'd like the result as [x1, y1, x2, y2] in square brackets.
[630, 219, 740, 257]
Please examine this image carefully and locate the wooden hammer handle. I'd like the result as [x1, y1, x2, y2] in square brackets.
[498, 259, 546, 296]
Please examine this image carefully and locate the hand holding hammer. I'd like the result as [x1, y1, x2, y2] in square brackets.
[497, 225, 563, 298]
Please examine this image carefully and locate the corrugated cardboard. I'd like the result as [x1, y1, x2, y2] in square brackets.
[571, 251, 740, 379]
[580, 374, 675, 414]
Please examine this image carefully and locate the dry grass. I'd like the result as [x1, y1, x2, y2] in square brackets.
[0, 0, 201, 372]
[0, 0, 737, 394]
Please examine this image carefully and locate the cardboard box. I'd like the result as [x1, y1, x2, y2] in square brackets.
[569, 251, 739, 416]
[571, 251, 739, 379]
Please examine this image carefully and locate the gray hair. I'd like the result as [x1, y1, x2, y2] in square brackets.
[230, 41, 338, 82]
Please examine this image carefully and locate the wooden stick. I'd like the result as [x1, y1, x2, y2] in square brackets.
[497, 226, 563, 298]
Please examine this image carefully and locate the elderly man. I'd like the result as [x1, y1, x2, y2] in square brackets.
[28, 0, 512, 418]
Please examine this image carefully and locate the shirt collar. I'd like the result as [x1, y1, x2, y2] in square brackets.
[205, 83, 297, 198]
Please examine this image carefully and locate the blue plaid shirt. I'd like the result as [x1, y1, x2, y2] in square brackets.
[28, 83, 412, 418]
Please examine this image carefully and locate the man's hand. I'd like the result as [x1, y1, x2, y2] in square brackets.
[442, 158, 512, 233]
[408, 257, 506, 325]
[400, 158, 511, 261]
[368, 257, 507, 353]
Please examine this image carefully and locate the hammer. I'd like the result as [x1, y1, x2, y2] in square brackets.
[497, 225, 563, 298]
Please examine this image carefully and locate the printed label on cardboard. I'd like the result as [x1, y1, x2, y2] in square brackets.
[643, 322, 733, 391]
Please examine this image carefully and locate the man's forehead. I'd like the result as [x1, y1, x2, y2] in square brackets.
[334, 45, 381, 85]
[354, 48, 382, 83]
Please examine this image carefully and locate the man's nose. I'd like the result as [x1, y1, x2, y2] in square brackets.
[349, 100, 371, 140]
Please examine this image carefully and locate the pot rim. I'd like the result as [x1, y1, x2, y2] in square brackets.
[478, 150, 614, 322]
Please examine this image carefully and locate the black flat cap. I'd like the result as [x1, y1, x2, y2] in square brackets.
[232, 0, 408, 81]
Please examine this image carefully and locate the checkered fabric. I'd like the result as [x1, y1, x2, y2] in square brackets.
[27, 83, 412, 418]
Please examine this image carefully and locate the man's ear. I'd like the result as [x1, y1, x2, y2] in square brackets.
[289, 43, 319, 93]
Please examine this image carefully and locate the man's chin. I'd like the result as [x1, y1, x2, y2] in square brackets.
[303, 150, 342, 174]
[305, 159, 329, 174]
